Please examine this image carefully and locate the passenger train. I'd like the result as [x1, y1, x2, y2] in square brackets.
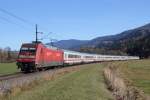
[16, 42, 139, 72]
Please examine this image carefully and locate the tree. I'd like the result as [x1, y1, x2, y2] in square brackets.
[4, 47, 11, 61]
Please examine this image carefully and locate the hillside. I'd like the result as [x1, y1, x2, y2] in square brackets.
[46, 39, 89, 49]
[86, 23, 150, 47]
[47, 23, 150, 58]
[78, 23, 150, 57]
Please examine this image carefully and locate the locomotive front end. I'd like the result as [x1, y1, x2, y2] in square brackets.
[16, 43, 37, 72]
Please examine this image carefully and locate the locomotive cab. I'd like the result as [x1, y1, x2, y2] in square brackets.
[16, 43, 37, 72]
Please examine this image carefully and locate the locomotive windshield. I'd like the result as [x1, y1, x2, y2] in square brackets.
[19, 46, 36, 58]
[20, 47, 36, 54]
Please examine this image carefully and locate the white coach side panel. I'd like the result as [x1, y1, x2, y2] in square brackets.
[63, 49, 139, 65]
[63, 50, 83, 64]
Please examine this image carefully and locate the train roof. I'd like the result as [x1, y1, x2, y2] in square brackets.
[63, 49, 101, 56]
[63, 49, 139, 58]
[21, 42, 139, 58]
[44, 44, 60, 50]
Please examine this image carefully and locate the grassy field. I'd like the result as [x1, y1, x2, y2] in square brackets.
[5, 63, 113, 100]
[2, 60, 150, 100]
[110, 59, 150, 95]
[0, 63, 18, 75]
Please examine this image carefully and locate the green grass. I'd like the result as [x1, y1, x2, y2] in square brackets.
[0, 63, 18, 75]
[110, 59, 150, 95]
[6, 63, 113, 100]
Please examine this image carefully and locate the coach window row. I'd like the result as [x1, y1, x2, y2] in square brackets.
[68, 54, 81, 58]
[84, 56, 94, 58]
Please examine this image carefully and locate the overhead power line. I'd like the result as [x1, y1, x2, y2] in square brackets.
[0, 8, 50, 32]
[0, 8, 34, 26]
[0, 7, 56, 41]
[0, 16, 29, 30]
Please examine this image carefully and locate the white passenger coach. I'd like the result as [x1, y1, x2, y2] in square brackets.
[63, 50, 139, 65]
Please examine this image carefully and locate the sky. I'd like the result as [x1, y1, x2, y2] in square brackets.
[0, 0, 150, 50]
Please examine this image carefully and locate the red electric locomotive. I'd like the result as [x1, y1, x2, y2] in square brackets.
[16, 41, 64, 72]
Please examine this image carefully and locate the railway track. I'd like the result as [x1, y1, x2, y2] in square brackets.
[0, 64, 84, 97]
[0, 67, 60, 81]
[0, 63, 96, 82]
[0, 72, 25, 81]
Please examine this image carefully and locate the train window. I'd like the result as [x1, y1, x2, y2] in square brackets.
[68, 54, 72, 58]
[20, 47, 36, 55]
[68, 54, 81, 58]
[85, 56, 93, 58]
[29, 48, 36, 50]
[21, 47, 28, 50]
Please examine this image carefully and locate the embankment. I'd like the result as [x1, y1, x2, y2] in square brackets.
[103, 64, 146, 100]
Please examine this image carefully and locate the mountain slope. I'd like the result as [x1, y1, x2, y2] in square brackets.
[78, 23, 150, 57]
[46, 39, 89, 49]
[46, 23, 150, 58]
[84, 23, 150, 47]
